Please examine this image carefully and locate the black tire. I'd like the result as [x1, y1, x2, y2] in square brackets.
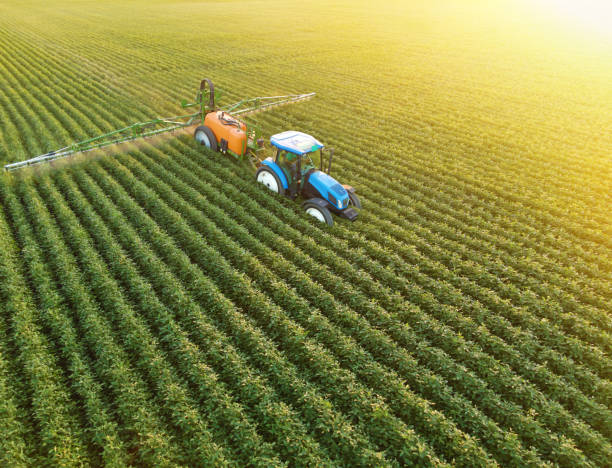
[303, 201, 334, 226]
[194, 125, 217, 151]
[348, 191, 361, 209]
[255, 166, 285, 196]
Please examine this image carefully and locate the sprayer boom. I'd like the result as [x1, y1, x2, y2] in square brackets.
[4, 80, 314, 171]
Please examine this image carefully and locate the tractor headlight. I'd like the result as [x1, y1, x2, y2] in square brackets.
[338, 199, 343, 209]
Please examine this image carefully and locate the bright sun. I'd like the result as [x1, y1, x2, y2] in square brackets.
[535, 0, 612, 37]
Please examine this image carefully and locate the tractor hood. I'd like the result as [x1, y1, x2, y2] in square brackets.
[308, 171, 350, 209]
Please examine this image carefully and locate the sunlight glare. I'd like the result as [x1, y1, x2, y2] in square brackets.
[535, 0, 612, 37]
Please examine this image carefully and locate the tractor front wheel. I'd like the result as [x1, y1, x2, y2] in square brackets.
[256, 167, 285, 195]
[348, 192, 361, 209]
[303, 201, 334, 226]
[194, 125, 218, 151]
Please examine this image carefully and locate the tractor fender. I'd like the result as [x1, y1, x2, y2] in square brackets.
[302, 197, 331, 210]
[342, 184, 356, 193]
[261, 158, 289, 190]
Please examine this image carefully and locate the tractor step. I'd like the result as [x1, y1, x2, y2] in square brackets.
[340, 207, 359, 221]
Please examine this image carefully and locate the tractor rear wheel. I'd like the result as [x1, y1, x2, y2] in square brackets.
[194, 125, 217, 151]
[256, 167, 285, 195]
[303, 202, 334, 226]
[348, 192, 361, 209]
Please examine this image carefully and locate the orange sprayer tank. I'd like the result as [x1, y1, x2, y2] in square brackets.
[204, 111, 247, 155]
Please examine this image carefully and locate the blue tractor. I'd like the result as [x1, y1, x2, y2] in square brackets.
[255, 131, 360, 226]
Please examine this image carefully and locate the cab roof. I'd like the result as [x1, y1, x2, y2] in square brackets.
[270, 131, 323, 155]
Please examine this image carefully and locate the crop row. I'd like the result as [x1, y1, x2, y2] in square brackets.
[159, 138, 612, 431]
[0, 183, 91, 466]
[116, 141, 612, 466]
[83, 155, 454, 466]
[109, 146, 517, 465]
[164, 127, 610, 414]
[257, 108, 611, 316]
[0, 37, 604, 420]
[50, 170, 348, 467]
[0, 44, 406, 464]
[61, 167, 410, 467]
[94, 144, 602, 466]
[0, 19, 609, 467]
[38, 173, 344, 467]
[1, 191, 132, 466]
[0, 207, 36, 467]
[121, 144, 557, 465]
[17, 178, 291, 467]
[0, 43, 608, 464]
[3, 26, 608, 300]
[65, 164, 436, 466]
[0, 348, 30, 467]
[4, 26, 608, 344]
[3, 180, 199, 466]
[0, 54, 604, 464]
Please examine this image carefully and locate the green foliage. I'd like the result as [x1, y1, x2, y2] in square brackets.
[0, 0, 610, 466]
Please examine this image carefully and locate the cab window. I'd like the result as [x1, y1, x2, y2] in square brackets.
[303, 150, 321, 173]
[277, 150, 298, 166]
[277, 150, 298, 183]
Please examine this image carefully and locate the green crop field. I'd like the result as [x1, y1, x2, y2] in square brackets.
[0, 0, 610, 466]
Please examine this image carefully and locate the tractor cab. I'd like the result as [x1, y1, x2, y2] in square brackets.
[255, 130, 360, 226]
[272, 133, 321, 186]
